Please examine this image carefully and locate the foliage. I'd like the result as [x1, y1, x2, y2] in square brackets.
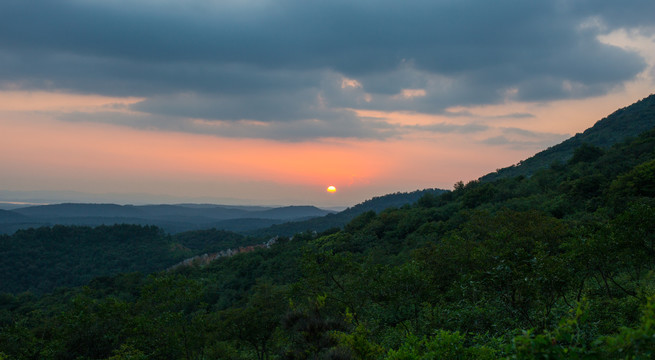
[0, 224, 254, 294]
[1, 97, 655, 358]
[385, 331, 497, 360]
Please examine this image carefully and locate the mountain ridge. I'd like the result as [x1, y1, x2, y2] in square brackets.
[247, 188, 449, 237]
[480, 93, 655, 182]
[0, 203, 335, 234]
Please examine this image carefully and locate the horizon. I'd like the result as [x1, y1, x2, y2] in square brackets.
[1, 1, 654, 207]
[0, 197, 349, 211]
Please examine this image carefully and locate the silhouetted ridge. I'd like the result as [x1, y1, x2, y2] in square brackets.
[247, 188, 448, 237]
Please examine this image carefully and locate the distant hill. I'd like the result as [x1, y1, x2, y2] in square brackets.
[0, 209, 27, 221]
[255, 205, 333, 220]
[11, 203, 332, 220]
[0, 191, 457, 236]
[14, 203, 146, 218]
[0, 203, 334, 235]
[248, 188, 448, 237]
[0, 209, 44, 234]
[480, 94, 655, 182]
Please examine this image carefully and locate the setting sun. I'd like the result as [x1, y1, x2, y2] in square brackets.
[327, 185, 337, 193]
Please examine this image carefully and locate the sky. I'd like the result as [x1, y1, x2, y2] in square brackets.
[1, 0, 654, 207]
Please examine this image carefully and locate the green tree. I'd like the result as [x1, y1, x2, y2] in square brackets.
[282, 295, 349, 360]
[385, 331, 497, 360]
[219, 282, 288, 360]
[463, 210, 572, 329]
[569, 143, 604, 165]
[128, 275, 209, 360]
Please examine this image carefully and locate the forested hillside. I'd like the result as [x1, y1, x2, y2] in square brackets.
[1, 98, 655, 359]
[481, 93, 655, 182]
[0, 191, 446, 295]
[249, 188, 447, 238]
[0, 226, 253, 294]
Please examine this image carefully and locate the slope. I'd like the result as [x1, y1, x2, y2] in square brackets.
[480, 93, 655, 182]
[0, 225, 253, 294]
[247, 188, 448, 237]
[3, 100, 655, 358]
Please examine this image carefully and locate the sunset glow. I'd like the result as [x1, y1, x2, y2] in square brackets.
[0, 1, 653, 207]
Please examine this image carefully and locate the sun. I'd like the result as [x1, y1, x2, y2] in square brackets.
[327, 185, 337, 193]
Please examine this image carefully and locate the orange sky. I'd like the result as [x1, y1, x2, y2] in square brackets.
[0, 90, 643, 206]
[2, 73, 655, 207]
[1, 25, 654, 207]
[0, 110, 498, 203]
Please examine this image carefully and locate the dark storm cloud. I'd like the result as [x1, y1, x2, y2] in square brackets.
[0, 50, 320, 97]
[570, 0, 655, 29]
[1, 0, 652, 140]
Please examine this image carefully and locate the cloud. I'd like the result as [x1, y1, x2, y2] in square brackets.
[485, 113, 536, 120]
[191, 117, 400, 141]
[570, 0, 655, 29]
[482, 127, 570, 149]
[57, 110, 399, 141]
[409, 123, 489, 134]
[1, 0, 652, 140]
[130, 90, 340, 123]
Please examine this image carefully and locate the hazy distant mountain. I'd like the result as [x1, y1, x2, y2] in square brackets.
[480, 94, 655, 182]
[0, 189, 266, 209]
[0, 203, 334, 235]
[14, 203, 146, 218]
[0, 190, 453, 235]
[0, 209, 27, 221]
[248, 188, 448, 237]
[255, 205, 335, 220]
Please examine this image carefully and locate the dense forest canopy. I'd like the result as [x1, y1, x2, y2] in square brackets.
[0, 226, 253, 294]
[1, 96, 655, 359]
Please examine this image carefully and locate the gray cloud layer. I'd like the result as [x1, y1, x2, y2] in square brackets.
[1, 0, 653, 140]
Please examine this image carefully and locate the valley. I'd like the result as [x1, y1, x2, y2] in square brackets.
[1, 95, 655, 359]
